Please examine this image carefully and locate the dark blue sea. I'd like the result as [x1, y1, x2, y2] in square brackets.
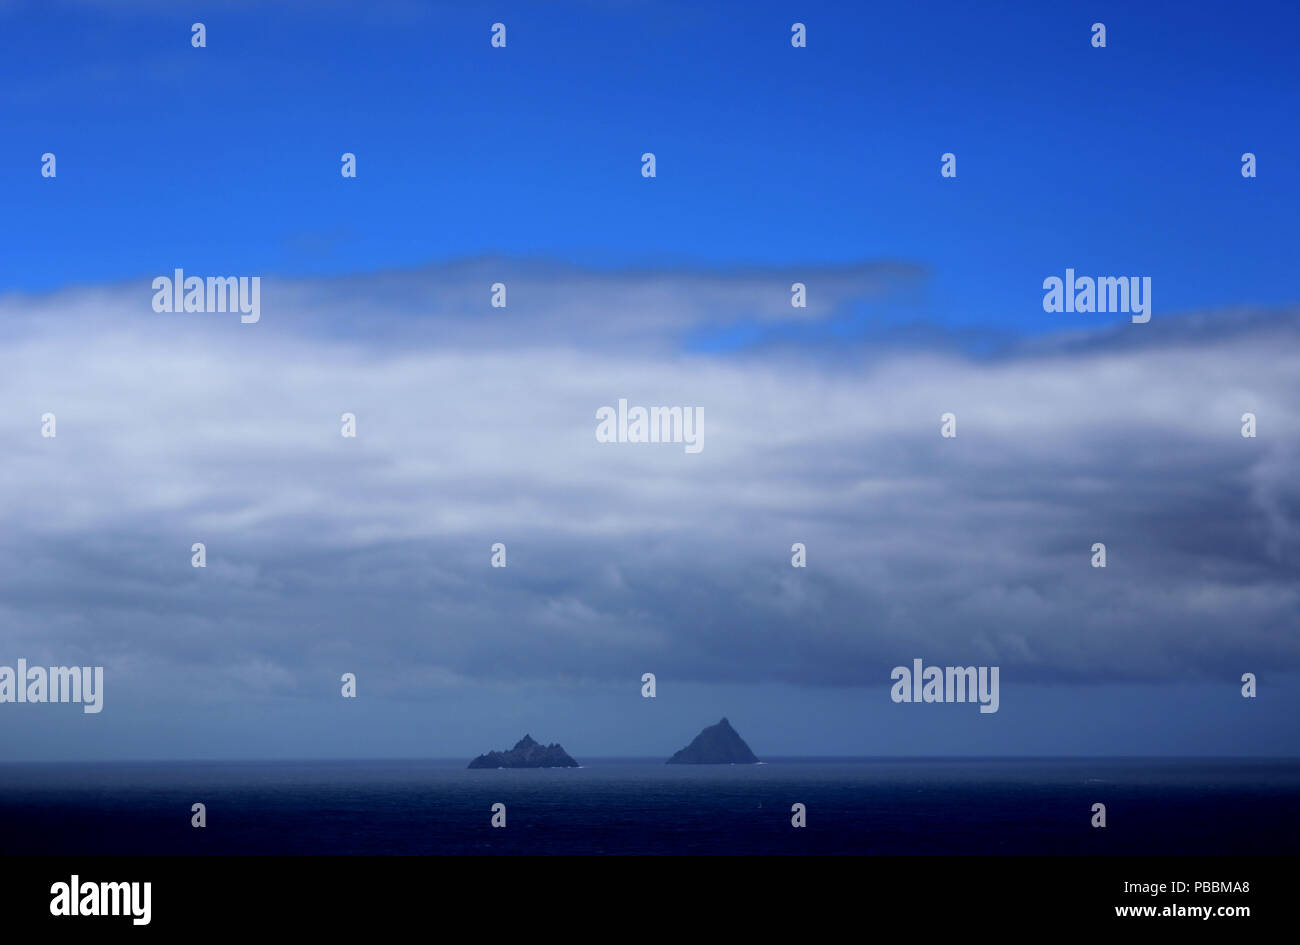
[1, 758, 1296, 855]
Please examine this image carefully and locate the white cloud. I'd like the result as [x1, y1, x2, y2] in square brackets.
[0, 262, 1296, 702]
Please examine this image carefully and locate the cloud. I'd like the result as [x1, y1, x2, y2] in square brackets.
[0, 261, 1296, 705]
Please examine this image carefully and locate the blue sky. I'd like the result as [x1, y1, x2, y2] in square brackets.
[4, 0, 1298, 332]
[0, 0, 1298, 761]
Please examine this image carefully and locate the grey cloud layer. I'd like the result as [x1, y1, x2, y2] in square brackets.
[0, 263, 1295, 703]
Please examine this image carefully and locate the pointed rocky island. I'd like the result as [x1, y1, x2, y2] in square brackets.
[666, 717, 759, 764]
[467, 734, 579, 769]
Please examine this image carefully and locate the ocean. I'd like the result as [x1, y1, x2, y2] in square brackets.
[1, 758, 1296, 856]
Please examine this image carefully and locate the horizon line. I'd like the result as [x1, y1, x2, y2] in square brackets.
[2, 754, 1297, 766]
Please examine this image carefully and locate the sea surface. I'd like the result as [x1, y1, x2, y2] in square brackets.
[1, 758, 1296, 855]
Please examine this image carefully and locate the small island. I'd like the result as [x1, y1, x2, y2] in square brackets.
[667, 717, 759, 764]
[468, 734, 579, 769]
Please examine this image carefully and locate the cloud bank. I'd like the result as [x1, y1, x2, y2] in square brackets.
[0, 260, 1296, 708]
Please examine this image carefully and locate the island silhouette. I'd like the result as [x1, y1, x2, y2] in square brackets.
[667, 717, 760, 764]
[466, 719, 760, 767]
[467, 734, 579, 769]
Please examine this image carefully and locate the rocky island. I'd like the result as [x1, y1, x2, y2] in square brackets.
[666, 717, 759, 764]
[467, 734, 579, 769]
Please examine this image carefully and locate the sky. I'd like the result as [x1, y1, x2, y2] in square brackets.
[0, 0, 1297, 760]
